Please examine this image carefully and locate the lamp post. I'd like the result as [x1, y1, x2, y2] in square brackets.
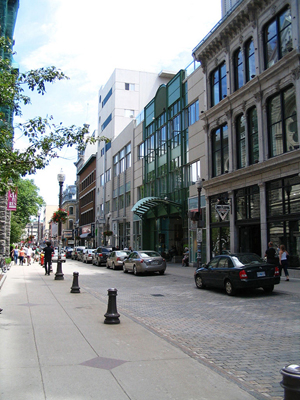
[55, 169, 65, 280]
[196, 178, 205, 269]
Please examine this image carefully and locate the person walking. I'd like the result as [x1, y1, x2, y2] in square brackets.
[264, 242, 277, 265]
[19, 247, 25, 266]
[43, 242, 54, 275]
[279, 244, 289, 281]
[12, 245, 19, 265]
[27, 247, 33, 265]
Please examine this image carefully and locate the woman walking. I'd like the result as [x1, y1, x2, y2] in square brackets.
[279, 244, 289, 281]
[19, 247, 25, 266]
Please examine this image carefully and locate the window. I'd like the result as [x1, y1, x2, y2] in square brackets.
[236, 185, 260, 220]
[234, 48, 243, 91]
[212, 124, 229, 177]
[267, 86, 297, 158]
[105, 168, 111, 182]
[124, 109, 134, 118]
[188, 100, 199, 126]
[245, 38, 255, 81]
[100, 174, 105, 186]
[189, 161, 201, 185]
[248, 107, 259, 165]
[125, 83, 135, 91]
[69, 206, 74, 215]
[102, 88, 112, 108]
[211, 62, 227, 106]
[264, 7, 292, 69]
[236, 114, 246, 169]
[101, 114, 112, 131]
[138, 143, 144, 160]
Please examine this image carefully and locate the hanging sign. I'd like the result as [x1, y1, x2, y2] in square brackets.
[215, 204, 230, 220]
[7, 189, 17, 211]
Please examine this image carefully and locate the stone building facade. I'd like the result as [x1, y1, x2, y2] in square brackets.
[192, 0, 300, 263]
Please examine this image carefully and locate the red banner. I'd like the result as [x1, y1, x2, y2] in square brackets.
[7, 189, 17, 211]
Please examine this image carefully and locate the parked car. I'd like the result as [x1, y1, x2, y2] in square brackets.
[123, 250, 166, 275]
[82, 249, 96, 263]
[194, 253, 280, 296]
[77, 248, 86, 262]
[92, 247, 112, 266]
[65, 247, 73, 258]
[52, 249, 66, 263]
[71, 246, 86, 260]
[107, 250, 131, 270]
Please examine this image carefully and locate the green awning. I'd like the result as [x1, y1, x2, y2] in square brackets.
[131, 197, 182, 219]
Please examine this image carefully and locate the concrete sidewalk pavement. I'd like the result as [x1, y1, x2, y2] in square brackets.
[0, 262, 259, 400]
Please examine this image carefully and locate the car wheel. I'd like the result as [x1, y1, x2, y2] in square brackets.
[195, 275, 205, 289]
[112, 262, 116, 270]
[263, 285, 274, 293]
[123, 264, 128, 273]
[225, 279, 235, 296]
[133, 265, 138, 276]
[97, 260, 100, 267]
[159, 270, 165, 275]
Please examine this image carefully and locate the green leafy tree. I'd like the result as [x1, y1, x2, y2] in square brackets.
[10, 178, 45, 244]
[0, 36, 108, 195]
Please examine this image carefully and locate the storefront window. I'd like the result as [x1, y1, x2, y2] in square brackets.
[211, 226, 230, 257]
[236, 185, 260, 220]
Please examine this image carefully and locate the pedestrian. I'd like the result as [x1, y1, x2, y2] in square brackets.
[19, 247, 25, 265]
[264, 242, 277, 265]
[27, 247, 33, 265]
[43, 242, 54, 275]
[279, 244, 289, 281]
[12, 245, 19, 265]
[182, 247, 189, 267]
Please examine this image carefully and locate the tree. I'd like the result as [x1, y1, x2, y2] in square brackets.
[10, 178, 44, 244]
[0, 36, 108, 195]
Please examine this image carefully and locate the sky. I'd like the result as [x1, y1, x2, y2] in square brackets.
[13, 0, 221, 207]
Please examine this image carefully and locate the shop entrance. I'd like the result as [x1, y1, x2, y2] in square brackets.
[238, 225, 261, 256]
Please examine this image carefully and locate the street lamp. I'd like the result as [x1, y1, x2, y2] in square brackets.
[196, 178, 205, 269]
[55, 169, 66, 280]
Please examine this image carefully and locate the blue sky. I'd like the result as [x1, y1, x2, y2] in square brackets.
[13, 0, 221, 206]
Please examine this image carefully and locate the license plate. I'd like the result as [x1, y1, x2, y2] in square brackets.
[257, 271, 266, 277]
[151, 261, 158, 265]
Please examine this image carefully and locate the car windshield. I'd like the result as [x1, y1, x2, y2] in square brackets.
[101, 248, 110, 253]
[232, 254, 264, 266]
[139, 251, 160, 258]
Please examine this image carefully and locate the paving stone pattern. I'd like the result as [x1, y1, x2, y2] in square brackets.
[81, 266, 300, 400]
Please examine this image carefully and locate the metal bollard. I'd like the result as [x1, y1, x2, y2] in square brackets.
[55, 259, 64, 280]
[281, 364, 300, 399]
[70, 272, 80, 293]
[104, 288, 120, 324]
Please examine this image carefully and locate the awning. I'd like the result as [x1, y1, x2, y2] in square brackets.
[80, 233, 92, 239]
[131, 197, 182, 219]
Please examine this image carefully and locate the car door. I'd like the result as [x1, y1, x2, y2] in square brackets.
[214, 256, 231, 288]
[126, 252, 138, 271]
[203, 257, 220, 286]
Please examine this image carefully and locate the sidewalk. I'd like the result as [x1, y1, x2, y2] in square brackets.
[0, 262, 259, 400]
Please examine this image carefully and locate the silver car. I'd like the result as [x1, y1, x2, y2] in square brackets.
[107, 250, 131, 270]
[52, 249, 66, 263]
[82, 249, 96, 263]
[123, 250, 166, 275]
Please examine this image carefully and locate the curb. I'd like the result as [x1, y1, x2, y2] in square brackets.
[0, 273, 7, 290]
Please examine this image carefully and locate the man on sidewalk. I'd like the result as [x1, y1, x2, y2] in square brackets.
[44, 242, 54, 275]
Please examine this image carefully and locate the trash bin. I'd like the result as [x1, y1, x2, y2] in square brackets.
[281, 364, 300, 400]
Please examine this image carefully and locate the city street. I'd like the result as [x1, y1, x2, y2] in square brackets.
[61, 259, 300, 400]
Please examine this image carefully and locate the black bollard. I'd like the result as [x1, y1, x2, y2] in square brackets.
[55, 259, 64, 280]
[70, 272, 80, 293]
[281, 364, 300, 399]
[104, 288, 120, 324]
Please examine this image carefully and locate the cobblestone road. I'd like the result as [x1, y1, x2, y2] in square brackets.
[72, 262, 300, 400]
